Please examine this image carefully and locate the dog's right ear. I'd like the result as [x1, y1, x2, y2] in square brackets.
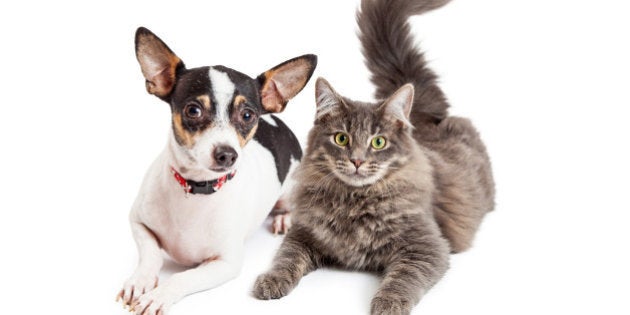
[257, 54, 317, 113]
[135, 27, 184, 98]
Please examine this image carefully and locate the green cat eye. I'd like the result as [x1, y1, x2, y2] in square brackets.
[371, 136, 387, 150]
[334, 132, 349, 146]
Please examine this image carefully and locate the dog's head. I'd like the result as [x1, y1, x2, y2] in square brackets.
[135, 27, 316, 178]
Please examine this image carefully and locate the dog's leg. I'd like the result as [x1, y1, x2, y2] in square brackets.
[118, 221, 163, 308]
[270, 172, 297, 234]
[271, 199, 292, 235]
[131, 249, 243, 315]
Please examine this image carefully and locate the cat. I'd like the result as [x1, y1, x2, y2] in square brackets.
[253, 0, 495, 314]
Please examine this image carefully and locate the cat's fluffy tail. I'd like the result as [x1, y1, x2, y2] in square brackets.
[357, 0, 450, 122]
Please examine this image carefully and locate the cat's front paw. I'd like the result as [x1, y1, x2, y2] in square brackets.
[370, 293, 412, 315]
[253, 272, 294, 300]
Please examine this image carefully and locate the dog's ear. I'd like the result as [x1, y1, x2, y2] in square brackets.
[257, 54, 317, 113]
[135, 27, 184, 98]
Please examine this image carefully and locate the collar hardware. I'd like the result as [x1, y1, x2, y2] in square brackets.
[170, 166, 236, 195]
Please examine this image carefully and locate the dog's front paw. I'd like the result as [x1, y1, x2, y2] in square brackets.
[117, 273, 159, 308]
[130, 286, 176, 315]
[272, 213, 292, 235]
[370, 293, 412, 315]
[253, 272, 294, 300]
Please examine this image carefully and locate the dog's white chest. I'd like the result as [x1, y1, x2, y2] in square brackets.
[145, 192, 234, 266]
[134, 140, 282, 266]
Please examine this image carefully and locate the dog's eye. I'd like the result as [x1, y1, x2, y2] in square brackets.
[184, 104, 203, 118]
[241, 109, 255, 123]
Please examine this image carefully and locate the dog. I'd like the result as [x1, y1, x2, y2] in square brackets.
[116, 27, 317, 315]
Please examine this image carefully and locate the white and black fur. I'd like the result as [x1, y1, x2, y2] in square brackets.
[117, 27, 316, 315]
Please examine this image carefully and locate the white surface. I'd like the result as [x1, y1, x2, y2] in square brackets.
[1, 0, 629, 314]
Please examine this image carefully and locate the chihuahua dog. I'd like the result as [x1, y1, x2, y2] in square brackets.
[116, 27, 316, 315]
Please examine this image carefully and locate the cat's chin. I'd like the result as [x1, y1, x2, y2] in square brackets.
[334, 172, 380, 187]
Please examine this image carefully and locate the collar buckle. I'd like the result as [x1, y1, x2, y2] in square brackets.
[170, 166, 236, 196]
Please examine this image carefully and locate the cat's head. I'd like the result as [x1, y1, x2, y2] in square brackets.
[304, 78, 417, 187]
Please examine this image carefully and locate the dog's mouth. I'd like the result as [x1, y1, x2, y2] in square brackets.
[209, 166, 233, 173]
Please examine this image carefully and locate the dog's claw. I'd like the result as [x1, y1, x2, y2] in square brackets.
[118, 275, 159, 311]
[130, 286, 173, 315]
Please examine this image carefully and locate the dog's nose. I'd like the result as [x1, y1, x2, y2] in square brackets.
[214, 146, 238, 167]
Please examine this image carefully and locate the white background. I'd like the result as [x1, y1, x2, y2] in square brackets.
[1, 0, 629, 314]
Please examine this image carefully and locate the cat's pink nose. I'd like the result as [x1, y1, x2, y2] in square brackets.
[350, 159, 364, 168]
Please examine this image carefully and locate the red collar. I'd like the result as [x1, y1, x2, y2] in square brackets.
[170, 166, 236, 195]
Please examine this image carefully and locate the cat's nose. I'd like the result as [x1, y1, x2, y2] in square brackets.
[350, 159, 364, 168]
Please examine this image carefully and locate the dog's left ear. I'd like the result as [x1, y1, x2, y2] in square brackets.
[135, 27, 185, 98]
[257, 54, 317, 113]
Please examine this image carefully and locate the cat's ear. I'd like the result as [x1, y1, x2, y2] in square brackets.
[135, 27, 185, 98]
[257, 54, 317, 113]
[315, 77, 344, 121]
[382, 84, 414, 128]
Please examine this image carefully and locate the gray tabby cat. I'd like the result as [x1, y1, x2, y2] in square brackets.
[253, 0, 495, 314]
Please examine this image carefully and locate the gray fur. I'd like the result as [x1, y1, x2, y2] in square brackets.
[358, 0, 452, 123]
[253, 0, 494, 314]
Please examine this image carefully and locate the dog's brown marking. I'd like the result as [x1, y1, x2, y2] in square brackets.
[196, 95, 212, 109]
[230, 123, 258, 148]
[172, 113, 196, 148]
[231, 98, 258, 148]
[233, 95, 247, 106]
[241, 124, 258, 148]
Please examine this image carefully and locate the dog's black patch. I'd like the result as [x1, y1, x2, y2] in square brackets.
[170, 67, 215, 131]
[253, 115, 302, 183]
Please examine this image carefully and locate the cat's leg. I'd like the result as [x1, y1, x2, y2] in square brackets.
[371, 234, 450, 315]
[253, 226, 321, 299]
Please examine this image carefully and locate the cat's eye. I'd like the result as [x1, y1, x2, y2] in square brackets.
[334, 132, 349, 146]
[371, 136, 387, 150]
